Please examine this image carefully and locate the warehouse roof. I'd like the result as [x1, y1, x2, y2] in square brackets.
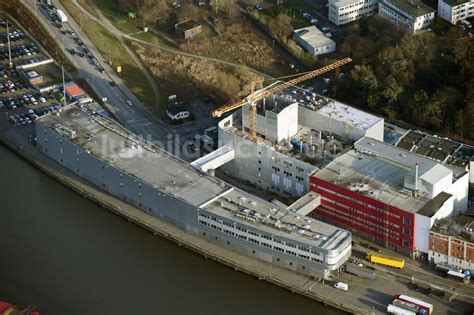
[38, 104, 349, 248]
[64, 82, 85, 98]
[312, 137, 459, 213]
[318, 101, 383, 131]
[294, 26, 335, 49]
[418, 192, 453, 217]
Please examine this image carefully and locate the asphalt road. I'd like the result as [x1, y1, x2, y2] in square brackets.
[20, 1, 246, 161]
[22, 0, 173, 140]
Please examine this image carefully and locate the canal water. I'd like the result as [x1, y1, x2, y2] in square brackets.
[0, 144, 342, 315]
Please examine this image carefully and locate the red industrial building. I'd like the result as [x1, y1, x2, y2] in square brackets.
[309, 176, 415, 253]
[308, 137, 468, 256]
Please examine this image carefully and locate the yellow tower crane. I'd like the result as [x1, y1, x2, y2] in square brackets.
[211, 58, 352, 142]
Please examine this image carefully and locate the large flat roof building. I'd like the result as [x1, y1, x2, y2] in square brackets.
[293, 26, 336, 56]
[35, 103, 352, 279]
[378, 0, 435, 33]
[310, 137, 469, 256]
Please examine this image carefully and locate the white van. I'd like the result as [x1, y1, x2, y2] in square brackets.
[334, 282, 349, 291]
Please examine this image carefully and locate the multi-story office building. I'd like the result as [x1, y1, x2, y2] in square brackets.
[379, 0, 435, 33]
[328, 0, 379, 25]
[438, 0, 474, 24]
[309, 137, 469, 256]
[35, 103, 352, 279]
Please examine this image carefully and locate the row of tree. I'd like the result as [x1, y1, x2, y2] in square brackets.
[331, 16, 474, 141]
[116, 0, 239, 25]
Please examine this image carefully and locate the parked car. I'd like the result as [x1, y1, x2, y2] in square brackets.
[334, 282, 348, 291]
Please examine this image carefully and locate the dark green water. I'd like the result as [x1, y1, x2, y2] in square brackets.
[0, 144, 342, 315]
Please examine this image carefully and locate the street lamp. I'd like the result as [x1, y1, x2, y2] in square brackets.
[6, 20, 12, 67]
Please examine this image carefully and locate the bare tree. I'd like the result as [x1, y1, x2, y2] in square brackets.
[215, 0, 240, 19]
[177, 3, 199, 22]
[139, 0, 173, 25]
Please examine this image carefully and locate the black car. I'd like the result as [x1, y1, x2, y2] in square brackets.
[69, 48, 76, 55]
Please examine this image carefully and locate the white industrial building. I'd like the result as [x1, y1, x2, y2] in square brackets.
[207, 84, 384, 199]
[378, 0, 435, 33]
[438, 0, 474, 24]
[328, 0, 379, 25]
[35, 104, 353, 280]
[293, 26, 336, 56]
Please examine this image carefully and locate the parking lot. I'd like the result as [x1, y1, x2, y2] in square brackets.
[0, 18, 68, 129]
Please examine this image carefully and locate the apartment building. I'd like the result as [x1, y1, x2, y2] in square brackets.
[429, 210, 474, 271]
[438, 0, 474, 24]
[328, 0, 379, 25]
[379, 0, 435, 33]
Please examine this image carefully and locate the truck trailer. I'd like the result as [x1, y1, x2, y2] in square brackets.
[395, 295, 433, 315]
[366, 253, 404, 269]
[387, 304, 416, 315]
[56, 9, 68, 23]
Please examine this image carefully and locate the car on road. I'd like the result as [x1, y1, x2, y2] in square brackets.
[324, 32, 333, 38]
[109, 81, 116, 87]
[97, 67, 105, 73]
[126, 100, 133, 106]
[321, 27, 330, 32]
[323, 78, 331, 84]
[69, 48, 76, 55]
[255, 4, 263, 10]
[322, 89, 328, 95]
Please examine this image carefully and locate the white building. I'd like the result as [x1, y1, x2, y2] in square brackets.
[293, 26, 336, 56]
[328, 0, 379, 25]
[213, 84, 384, 199]
[438, 0, 474, 24]
[378, 0, 435, 33]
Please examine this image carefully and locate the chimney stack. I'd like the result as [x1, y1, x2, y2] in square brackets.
[413, 163, 419, 197]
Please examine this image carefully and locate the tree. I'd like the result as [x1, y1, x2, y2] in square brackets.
[381, 75, 403, 105]
[177, 3, 199, 22]
[117, 0, 140, 12]
[216, 0, 240, 19]
[268, 13, 293, 40]
[139, 0, 172, 25]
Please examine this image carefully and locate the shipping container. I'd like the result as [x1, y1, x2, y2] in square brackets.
[366, 253, 404, 269]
